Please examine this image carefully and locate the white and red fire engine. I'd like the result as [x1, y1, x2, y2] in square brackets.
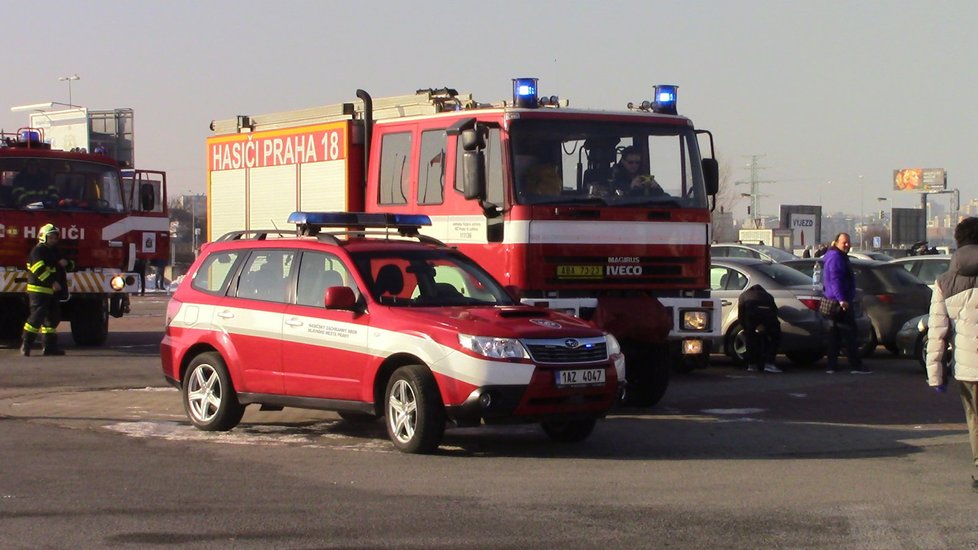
[206, 79, 720, 406]
[0, 124, 169, 345]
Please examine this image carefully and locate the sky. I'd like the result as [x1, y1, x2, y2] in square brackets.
[4, 0, 976, 219]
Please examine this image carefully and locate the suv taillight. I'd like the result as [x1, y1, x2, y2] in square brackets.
[165, 298, 182, 327]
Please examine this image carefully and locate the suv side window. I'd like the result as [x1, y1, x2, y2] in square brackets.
[191, 251, 241, 294]
[236, 249, 294, 303]
[295, 251, 359, 307]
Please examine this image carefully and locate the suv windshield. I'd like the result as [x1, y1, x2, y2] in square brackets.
[0, 157, 124, 211]
[509, 119, 708, 209]
[352, 249, 516, 307]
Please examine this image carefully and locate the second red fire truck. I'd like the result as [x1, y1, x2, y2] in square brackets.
[206, 79, 720, 406]
[0, 116, 169, 346]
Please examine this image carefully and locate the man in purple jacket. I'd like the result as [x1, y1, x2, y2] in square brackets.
[823, 232, 871, 374]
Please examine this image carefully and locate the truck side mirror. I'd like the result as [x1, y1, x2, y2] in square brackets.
[702, 158, 719, 196]
[462, 150, 486, 200]
[140, 183, 156, 211]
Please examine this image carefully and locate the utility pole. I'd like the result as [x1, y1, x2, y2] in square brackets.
[58, 74, 80, 107]
[734, 155, 775, 228]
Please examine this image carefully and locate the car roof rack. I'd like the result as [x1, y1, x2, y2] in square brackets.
[214, 212, 448, 247]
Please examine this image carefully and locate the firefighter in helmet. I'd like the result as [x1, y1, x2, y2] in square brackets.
[21, 223, 75, 356]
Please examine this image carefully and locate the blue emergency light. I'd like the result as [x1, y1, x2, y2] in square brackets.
[18, 130, 41, 144]
[652, 84, 678, 115]
[512, 77, 539, 108]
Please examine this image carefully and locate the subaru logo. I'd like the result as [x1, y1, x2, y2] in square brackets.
[564, 339, 580, 349]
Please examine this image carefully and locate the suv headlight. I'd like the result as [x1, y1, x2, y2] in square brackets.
[605, 332, 621, 356]
[682, 310, 710, 331]
[458, 334, 528, 359]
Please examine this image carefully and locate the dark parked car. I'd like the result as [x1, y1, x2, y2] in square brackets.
[783, 258, 932, 356]
[895, 314, 952, 372]
[710, 258, 871, 366]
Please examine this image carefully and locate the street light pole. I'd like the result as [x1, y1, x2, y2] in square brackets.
[58, 74, 80, 107]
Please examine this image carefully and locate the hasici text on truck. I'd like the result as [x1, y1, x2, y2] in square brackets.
[206, 79, 719, 407]
[0, 110, 168, 346]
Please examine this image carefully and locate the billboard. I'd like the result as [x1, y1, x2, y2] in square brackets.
[893, 168, 946, 192]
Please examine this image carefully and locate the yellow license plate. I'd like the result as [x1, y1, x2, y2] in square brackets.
[556, 265, 603, 278]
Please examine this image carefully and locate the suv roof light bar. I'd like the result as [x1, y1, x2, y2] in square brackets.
[288, 211, 431, 231]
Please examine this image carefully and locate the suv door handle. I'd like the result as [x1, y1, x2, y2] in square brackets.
[721, 300, 732, 306]
[217, 310, 234, 319]
[285, 318, 303, 327]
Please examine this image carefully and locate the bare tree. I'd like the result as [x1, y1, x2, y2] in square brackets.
[710, 155, 744, 242]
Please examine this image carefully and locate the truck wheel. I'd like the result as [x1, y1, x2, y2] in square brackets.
[384, 365, 445, 454]
[183, 352, 244, 431]
[541, 418, 597, 443]
[70, 297, 109, 346]
[0, 297, 28, 341]
[622, 343, 670, 408]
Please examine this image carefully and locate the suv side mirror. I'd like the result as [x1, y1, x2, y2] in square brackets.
[324, 286, 357, 310]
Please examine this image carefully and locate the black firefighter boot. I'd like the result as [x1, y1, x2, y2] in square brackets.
[20, 332, 36, 356]
[42, 333, 66, 356]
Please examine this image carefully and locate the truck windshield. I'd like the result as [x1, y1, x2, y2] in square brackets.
[509, 119, 708, 209]
[0, 157, 124, 212]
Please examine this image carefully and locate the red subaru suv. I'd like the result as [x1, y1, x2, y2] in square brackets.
[160, 212, 624, 453]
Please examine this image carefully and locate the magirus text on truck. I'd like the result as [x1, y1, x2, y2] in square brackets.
[207, 79, 720, 407]
[0, 117, 169, 346]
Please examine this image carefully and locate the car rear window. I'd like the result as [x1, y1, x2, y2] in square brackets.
[754, 262, 813, 286]
[191, 251, 241, 294]
[875, 265, 928, 289]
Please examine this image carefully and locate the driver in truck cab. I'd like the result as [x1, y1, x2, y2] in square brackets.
[610, 145, 666, 197]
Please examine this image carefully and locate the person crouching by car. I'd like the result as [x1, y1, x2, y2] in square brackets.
[21, 223, 74, 356]
[738, 284, 782, 373]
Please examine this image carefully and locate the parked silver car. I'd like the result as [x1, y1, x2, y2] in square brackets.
[710, 257, 872, 366]
[889, 254, 951, 289]
[711, 243, 799, 263]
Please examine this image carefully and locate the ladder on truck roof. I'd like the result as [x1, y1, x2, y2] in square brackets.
[209, 89, 482, 134]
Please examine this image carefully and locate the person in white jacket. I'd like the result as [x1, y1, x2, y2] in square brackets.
[926, 216, 978, 493]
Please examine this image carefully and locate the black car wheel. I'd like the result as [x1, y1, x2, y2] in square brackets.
[183, 352, 245, 431]
[385, 365, 445, 454]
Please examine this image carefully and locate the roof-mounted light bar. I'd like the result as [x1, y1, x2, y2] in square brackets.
[287, 211, 432, 232]
[652, 84, 678, 115]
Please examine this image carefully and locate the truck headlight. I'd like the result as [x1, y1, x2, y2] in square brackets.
[682, 310, 710, 331]
[110, 275, 127, 291]
[605, 332, 621, 356]
[458, 334, 528, 359]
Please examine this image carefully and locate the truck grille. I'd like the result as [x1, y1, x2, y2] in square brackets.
[524, 337, 608, 364]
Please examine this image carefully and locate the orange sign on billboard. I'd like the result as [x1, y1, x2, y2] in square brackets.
[893, 168, 946, 192]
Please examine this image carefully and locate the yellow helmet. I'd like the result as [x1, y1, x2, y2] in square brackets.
[38, 223, 59, 243]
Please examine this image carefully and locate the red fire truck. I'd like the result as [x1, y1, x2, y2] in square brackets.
[206, 79, 719, 406]
[0, 127, 169, 345]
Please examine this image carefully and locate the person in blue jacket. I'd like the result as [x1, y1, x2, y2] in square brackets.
[822, 232, 871, 374]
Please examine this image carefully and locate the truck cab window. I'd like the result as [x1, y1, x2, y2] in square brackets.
[417, 130, 446, 205]
[379, 132, 411, 205]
